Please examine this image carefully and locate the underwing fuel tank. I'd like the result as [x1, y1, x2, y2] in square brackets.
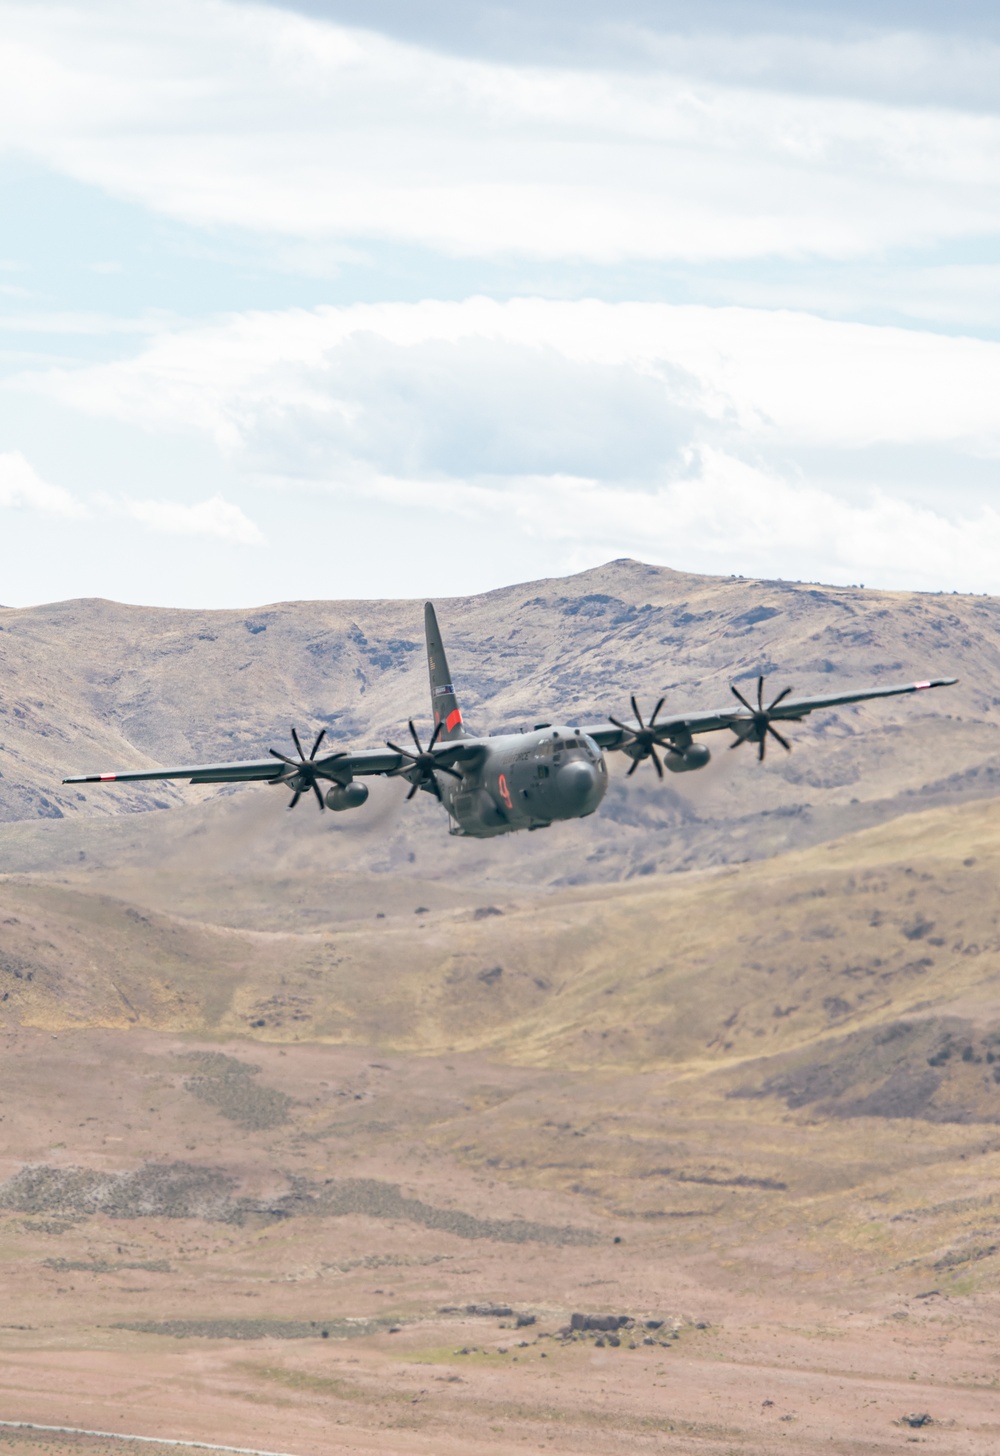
[325, 781, 370, 811]
[664, 744, 711, 773]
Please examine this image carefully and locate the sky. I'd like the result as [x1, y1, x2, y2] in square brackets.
[1, 0, 1000, 607]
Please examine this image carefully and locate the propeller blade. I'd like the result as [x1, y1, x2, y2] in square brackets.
[767, 686, 792, 713]
[730, 684, 755, 714]
[758, 735, 766, 762]
[730, 725, 753, 749]
[608, 715, 631, 734]
[268, 748, 298, 767]
[757, 676, 765, 711]
[648, 697, 665, 728]
[767, 723, 792, 752]
[309, 728, 327, 760]
[626, 756, 641, 775]
[290, 726, 305, 760]
[428, 776, 443, 802]
[630, 694, 646, 730]
[429, 720, 444, 748]
[312, 780, 325, 810]
[406, 782, 419, 800]
[288, 789, 301, 809]
[650, 745, 664, 780]
[408, 719, 422, 751]
[386, 741, 416, 761]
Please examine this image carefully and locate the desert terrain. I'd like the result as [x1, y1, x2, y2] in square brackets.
[1, 561, 1000, 1454]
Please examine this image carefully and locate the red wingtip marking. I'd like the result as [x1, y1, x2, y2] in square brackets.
[914, 681, 932, 690]
[446, 708, 462, 733]
[99, 773, 117, 781]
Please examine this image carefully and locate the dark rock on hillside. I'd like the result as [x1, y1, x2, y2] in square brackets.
[732, 1017, 1000, 1123]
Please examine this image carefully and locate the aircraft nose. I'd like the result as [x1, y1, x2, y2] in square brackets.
[555, 759, 599, 811]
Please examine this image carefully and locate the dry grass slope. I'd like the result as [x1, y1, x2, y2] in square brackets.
[3, 563, 1000, 1453]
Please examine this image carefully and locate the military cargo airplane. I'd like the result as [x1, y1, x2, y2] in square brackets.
[64, 603, 956, 839]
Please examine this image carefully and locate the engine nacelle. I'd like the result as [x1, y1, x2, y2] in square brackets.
[665, 743, 711, 773]
[325, 781, 370, 811]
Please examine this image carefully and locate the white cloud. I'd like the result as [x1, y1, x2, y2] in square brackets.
[0, 450, 87, 515]
[14, 295, 1000, 591]
[1, 0, 999, 267]
[363, 450, 1000, 595]
[0, 450, 262, 544]
[693, 263, 1000, 335]
[25, 297, 1000, 461]
[117, 492, 265, 544]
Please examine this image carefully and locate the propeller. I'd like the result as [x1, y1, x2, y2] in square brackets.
[729, 677, 793, 761]
[386, 720, 463, 802]
[268, 727, 346, 810]
[608, 695, 678, 780]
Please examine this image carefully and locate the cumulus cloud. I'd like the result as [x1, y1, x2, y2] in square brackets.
[13, 295, 1000, 591]
[26, 297, 1000, 464]
[382, 448, 1000, 593]
[0, 450, 87, 515]
[0, 451, 263, 544]
[116, 493, 265, 544]
[342, 450, 998, 596]
[1, 0, 999, 267]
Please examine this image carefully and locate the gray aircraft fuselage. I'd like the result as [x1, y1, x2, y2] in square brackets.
[431, 725, 608, 837]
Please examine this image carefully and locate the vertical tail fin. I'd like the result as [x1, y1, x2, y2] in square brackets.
[425, 602, 467, 741]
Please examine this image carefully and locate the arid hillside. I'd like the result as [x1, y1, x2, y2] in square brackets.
[2, 796, 1000, 1452]
[2, 562, 1000, 1454]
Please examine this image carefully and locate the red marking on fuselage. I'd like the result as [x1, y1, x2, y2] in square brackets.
[446, 708, 462, 733]
[498, 772, 513, 809]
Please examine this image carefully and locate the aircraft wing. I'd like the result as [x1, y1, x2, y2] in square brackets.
[585, 676, 957, 750]
[64, 747, 407, 787]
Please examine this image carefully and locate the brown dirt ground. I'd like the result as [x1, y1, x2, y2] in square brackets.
[5, 786, 1000, 1453]
[0, 1026, 998, 1456]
